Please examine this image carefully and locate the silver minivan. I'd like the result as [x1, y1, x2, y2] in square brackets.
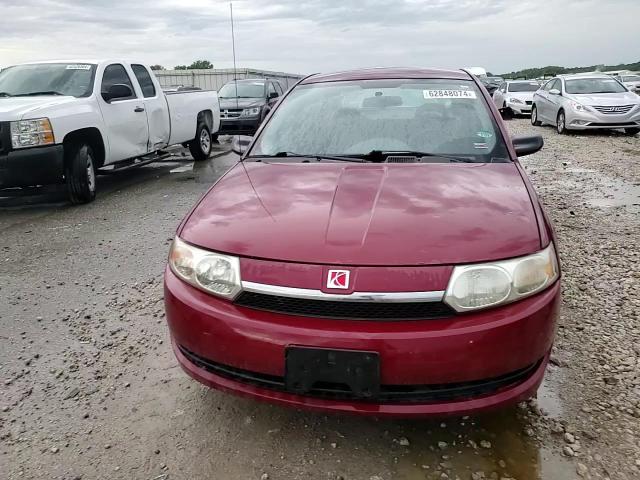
[531, 74, 640, 135]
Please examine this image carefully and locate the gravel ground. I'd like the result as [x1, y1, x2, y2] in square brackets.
[1, 123, 639, 480]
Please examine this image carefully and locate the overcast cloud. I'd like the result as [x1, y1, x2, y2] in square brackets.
[0, 0, 638, 74]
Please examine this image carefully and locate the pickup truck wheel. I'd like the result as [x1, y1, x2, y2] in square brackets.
[65, 143, 97, 204]
[189, 123, 212, 161]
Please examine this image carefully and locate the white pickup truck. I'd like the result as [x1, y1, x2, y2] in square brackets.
[0, 60, 220, 203]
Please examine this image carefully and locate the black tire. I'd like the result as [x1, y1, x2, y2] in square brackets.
[531, 105, 542, 126]
[624, 127, 640, 136]
[501, 103, 513, 120]
[189, 123, 212, 161]
[556, 110, 567, 134]
[65, 143, 97, 204]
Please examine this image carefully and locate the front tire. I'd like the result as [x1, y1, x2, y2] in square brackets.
[501, 102, 513, 120]
[556, 110, 567, 134]
[531, 105, 542, 126]
[189, 123, 212, 161]
[65, 143, 97, 204]
[624, 127, 640, 136]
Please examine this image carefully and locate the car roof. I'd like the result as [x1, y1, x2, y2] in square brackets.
[507, 79, 538, 83]
[558, 74, 612, 80]
[301, 67, 472, 84]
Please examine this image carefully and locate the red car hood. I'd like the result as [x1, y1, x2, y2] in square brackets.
[180, 162, 541, 266]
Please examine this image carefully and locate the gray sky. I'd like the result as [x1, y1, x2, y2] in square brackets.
[0, 0, 638, 74]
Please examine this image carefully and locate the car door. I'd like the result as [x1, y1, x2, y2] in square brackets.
[545, 79, 563, 121]
[98, 63, 149, 163]
[266, 82, 279, 109]
[536, 79, 555, 122]
[131, 64, 170, 151]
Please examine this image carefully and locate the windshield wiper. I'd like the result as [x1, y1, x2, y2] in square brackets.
[246, 152, 367, 163]
[340, 150, 476, 163]
[14, 91, 65, 97]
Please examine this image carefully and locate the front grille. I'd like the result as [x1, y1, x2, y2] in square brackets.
[220, 109, 243, 119]
[525, 101, 533, 105]
[234, 291, 455, 320]
[179, 345, 542, 404]
[592, 105, 634, 115]
[0, 122, 10, 154]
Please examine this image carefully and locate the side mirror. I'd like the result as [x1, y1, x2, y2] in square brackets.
[103, 84, 133, 102]
[268, 91, 279, 100]
[512, 135, 543, 157]
[549, 88, 561, 96]
[231, 135, 252, 155]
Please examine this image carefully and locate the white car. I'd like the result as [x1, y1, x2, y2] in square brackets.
[615, 74, 640, 94]
[0, 60, 220, 203]
[492, 80, 540, 116]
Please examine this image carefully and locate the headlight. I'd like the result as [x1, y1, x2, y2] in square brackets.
[508, 98, 523, 104]
[168, 237, 242, 300]
[240, 107, 261, 117]
[569, 101, 587, 112]
[10, 118, 55, 149]
[444, 243, 559, 312]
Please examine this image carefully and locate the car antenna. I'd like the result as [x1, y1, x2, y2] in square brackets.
[230, 2, 239, 112]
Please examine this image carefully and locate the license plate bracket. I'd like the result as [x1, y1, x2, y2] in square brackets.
[285, 347, 380, 399]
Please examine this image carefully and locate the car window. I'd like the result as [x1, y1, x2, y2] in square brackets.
[219, 81, 265, 98]
[131, 64, 157, 98]
[0, 63, 96, 98]
[565, 78, 627, 94]
[274, 82, 284, 95]
[622, 75, 640, 82]
[507, 82, 540, 93]
[267, 82, 278, 97]
[542, 79, 556, 91]
[101, 64, 136, 101]
[251, 78, 509, 163]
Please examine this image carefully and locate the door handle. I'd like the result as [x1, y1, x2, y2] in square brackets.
[134, 106, 145, 113]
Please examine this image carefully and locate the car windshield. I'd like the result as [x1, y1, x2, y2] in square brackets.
[622, 75, 640, 82]
[508, 82, 539, 92]
[0, 63, 96, 97]
[250, 79, 509, 162]
[219, 81, 265, 98]
[565, 78, 627, 94]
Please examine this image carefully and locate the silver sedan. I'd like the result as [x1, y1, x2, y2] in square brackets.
[531, 74, 640, 135]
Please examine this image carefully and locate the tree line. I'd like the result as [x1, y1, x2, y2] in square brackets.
[149, 60, 213, 71]
[495, 60, 640, 79]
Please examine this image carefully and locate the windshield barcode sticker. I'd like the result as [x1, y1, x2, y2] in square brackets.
[66, 64, 92, 70]
[424, 90, 477, 99]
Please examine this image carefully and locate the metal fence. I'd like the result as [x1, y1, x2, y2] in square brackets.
[153, 68, 304, 91]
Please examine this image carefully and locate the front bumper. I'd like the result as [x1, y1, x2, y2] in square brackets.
[565, 107, 640, 130]
[218, 116, 261, 135]
[0, 144, 65, 189]
[165, 268, 560, 417]
[506, 101, 532, 115]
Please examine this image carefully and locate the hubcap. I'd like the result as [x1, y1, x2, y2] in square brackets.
[86, 154, 96, 192]
[558, 113, 565, 132]
[200, 129, 211, 154]
[532, 108, 537, 123]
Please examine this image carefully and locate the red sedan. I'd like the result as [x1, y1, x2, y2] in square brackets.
[165, 68, 560, 417]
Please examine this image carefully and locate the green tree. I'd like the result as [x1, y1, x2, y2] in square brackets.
[174, 65, 188, 70]
[149, 65, 165, 71]
[187, 60, 214, 70]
